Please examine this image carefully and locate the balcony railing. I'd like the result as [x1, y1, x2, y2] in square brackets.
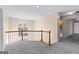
[6, 30, 51, 46]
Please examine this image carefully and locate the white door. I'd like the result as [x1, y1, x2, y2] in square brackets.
[74, 23, 79, 33]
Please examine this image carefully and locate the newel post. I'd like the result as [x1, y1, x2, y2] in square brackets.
[21, 30, 23, 41]
[48, 30, 51, 46]
[41, 30, 43, 42]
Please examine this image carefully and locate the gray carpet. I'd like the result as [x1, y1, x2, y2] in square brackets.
[0, 51, 8, 54]
[4, 34, 79, 54]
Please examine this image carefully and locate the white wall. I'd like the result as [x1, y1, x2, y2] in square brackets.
[0, 8, 3, 50]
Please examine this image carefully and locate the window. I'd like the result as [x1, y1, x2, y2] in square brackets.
[18, 24, 28, 36]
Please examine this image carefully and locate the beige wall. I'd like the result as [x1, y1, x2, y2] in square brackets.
[4, 17, 35, 44]
[34, 11, 58, 44]
[3, 16, 9, 46]
[3, 11, 58, 45]
[9, 17, 35, 30]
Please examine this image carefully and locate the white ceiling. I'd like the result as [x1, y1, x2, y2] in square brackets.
[1, 5, 79, 20]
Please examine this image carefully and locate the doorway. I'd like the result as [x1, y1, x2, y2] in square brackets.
[58, 11, 79, 43]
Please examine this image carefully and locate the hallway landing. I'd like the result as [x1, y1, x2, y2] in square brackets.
[4, 36, 79, 54]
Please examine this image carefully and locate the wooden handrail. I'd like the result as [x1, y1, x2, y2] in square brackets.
[6, 30, 51, 46]
[6, 30, 49, 33]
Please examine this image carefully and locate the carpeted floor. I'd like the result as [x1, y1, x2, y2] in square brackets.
[4, 34, 79, 54]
